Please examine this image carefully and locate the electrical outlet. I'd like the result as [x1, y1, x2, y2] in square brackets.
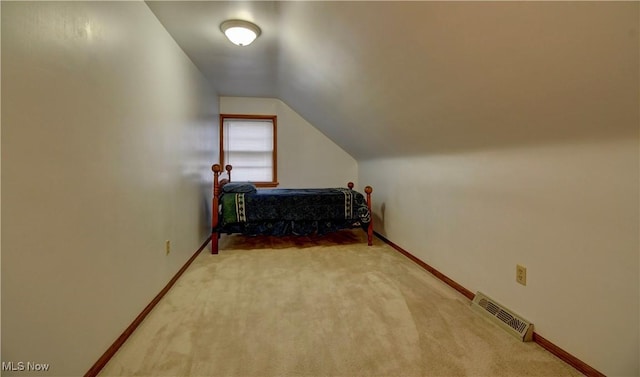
[516, 264, 527, 286]
[165, 240, 171, 255]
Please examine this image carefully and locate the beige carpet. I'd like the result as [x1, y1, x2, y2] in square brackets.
[99, 230, 579, 377]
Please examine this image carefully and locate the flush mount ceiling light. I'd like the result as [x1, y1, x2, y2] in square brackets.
[220, 19, 261, 47]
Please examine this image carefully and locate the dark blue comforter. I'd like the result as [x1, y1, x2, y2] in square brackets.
[216, 188, 370, 236]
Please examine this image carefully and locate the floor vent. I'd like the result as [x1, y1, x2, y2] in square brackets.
[470, 291, 533, 342]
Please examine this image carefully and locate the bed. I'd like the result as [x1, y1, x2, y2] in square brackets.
[210, 164, 373, 254]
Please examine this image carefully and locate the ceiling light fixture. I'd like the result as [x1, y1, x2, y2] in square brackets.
[220, 19, 261, 47]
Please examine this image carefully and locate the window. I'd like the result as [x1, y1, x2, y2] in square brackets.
[220, 114, 278, 187]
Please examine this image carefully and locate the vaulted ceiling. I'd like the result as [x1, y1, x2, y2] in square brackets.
[147, 1, 638, 159]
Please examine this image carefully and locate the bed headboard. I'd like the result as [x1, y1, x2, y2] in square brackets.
[212, 164, 233, 197]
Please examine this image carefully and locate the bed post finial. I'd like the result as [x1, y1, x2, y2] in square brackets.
[364, 186, 373, 246]
[225, 165, 232, 182]
[212, 165, 222, 195]
[348, 182, 354, 190]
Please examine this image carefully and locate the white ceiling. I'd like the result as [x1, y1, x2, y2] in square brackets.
[147, 1, 637, 159]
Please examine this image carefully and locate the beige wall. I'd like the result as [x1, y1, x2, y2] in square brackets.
[360, 139, 638, 376]
[220, 97, 359, 189]
[1, 2, 217, 376]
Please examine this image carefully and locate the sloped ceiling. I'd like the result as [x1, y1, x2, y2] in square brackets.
[147, 1, 638, 159]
